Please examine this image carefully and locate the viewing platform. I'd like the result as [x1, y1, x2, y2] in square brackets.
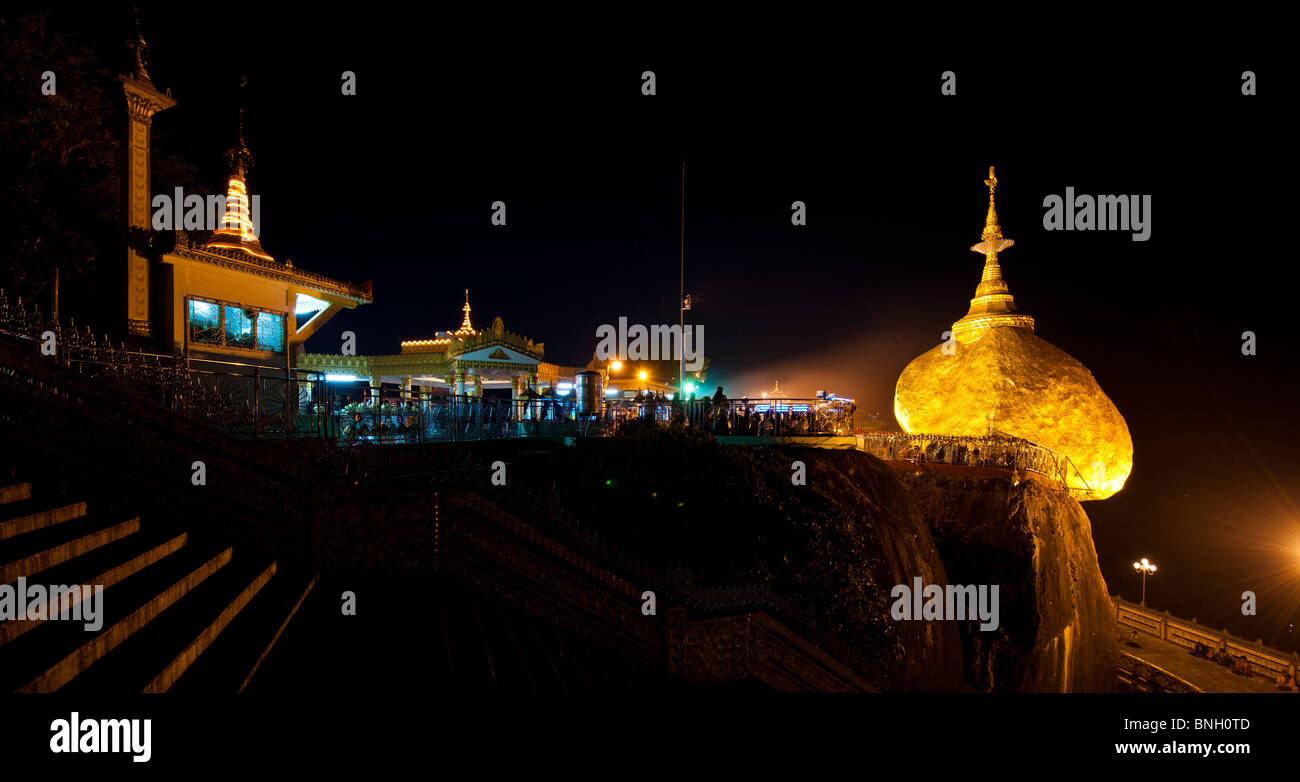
[3, 289, 1088, 496]
[1113, 597, 1299, 694]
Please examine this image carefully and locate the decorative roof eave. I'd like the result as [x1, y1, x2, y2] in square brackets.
[169, 239, 373, 305]
[538, 362, 583, 375]
[449, 316, 544, 359]
[451, 359, 540, 372]
[449, 339, 543, 361]
[400, 317, 545, 360]
[400, 338, 453, 354]
[299, 353, 455, 374]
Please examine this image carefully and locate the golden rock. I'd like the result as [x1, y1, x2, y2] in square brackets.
[893, 168, 1132, 500]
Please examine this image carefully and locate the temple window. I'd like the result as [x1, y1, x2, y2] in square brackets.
[188, 298, 221, 344]
[255, 310, 286, 352]
[223, 305, 255, 349]
[187, 296, 286, 354]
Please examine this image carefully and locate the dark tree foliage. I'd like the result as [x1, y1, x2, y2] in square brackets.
[0, 13, 119, 303]
[0, 12, 203, 313]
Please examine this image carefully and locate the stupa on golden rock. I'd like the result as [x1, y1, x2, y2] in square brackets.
[893, 167, 1132, 500]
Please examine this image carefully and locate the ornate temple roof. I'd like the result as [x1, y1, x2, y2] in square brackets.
[168, 79, 372, 304]
[758, 380, 791, 399]
[399, 294, 544, 361]
[400, 290, 483, 351]
[170, 238, 373, 303]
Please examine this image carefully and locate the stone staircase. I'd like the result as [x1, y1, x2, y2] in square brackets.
[0, 465, 315, 693]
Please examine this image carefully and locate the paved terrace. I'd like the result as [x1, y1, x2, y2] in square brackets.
[1120, 633, 1280, 693]
[1115, 598, 1298, 694]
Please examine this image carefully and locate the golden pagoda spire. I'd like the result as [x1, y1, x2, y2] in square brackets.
[979, 166, 1004, 242]
[206, 77, 272, 262]
[454, 289, 476, 335]
[951, 166, 1034, 340]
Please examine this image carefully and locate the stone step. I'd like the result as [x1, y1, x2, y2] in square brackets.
[0, 511, 134, 579]
[0, 483, 32, 505]
[66, 553, 276, 694]
[172, 567, 316, 694]
[0, 512, 131, 584]
[0, 529, 188, 647]
[0, 500, 87, 542]
[146, 561, 285, 694]
[0, 517, 139, 585]
[0, 542, 231, 692]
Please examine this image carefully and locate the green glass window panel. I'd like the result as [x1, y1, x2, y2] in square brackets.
[256, 311, 285, 353]
[189, 299, 222, 344]
[224, 305, 255, 349]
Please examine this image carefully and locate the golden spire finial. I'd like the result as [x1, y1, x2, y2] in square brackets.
[127, 7, 152, 83]
[953, 165, 1034, 339]
[224, 77, 254, 180]
[981, 165, 1003, 242]
[456, 289, 475, 334]
[207, 76, 269, 261]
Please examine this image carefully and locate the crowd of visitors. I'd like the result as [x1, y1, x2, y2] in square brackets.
[1190, 641, 1300, 689]
[608, 386, 851, 436]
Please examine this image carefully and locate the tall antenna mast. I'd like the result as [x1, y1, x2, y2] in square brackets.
[679, 160, 685, 395]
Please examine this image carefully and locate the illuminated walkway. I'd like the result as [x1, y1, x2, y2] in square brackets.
[1121, 630, 1282, 694]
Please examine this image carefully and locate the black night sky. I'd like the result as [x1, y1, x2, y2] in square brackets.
[35, 8, 1299, 647]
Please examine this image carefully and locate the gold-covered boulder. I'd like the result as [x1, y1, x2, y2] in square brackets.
[893, 168, 1132, 500]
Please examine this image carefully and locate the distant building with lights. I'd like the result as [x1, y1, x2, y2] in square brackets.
[597, 358, 695, 400]
[751, 380, 791, 400]
[116, 35, 372, 367]
[299, 290, 583, 401]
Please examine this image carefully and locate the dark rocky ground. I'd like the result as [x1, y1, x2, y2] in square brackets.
[288, 426, 1118, 691]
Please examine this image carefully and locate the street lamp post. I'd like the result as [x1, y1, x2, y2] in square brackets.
[1132, 557, 1157, 607]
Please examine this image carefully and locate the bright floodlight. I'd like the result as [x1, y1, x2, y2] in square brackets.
[295, 293, 331, 314]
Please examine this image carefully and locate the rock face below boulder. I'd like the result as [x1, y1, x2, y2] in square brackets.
[900, 467, 1118, 692]
[331, 432, 1119, 692]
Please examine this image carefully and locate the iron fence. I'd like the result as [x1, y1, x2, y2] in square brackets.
[0, 288, 325, 439]
[2, 289, 860, 444]
[602, 398, 856, 437]
[327, 390, 583, 444]
[856, 431, 1094, 494]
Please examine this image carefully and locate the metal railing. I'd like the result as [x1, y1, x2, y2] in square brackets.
[602, 398, 856, 437]
[2, 291, 858, 444]
[64, 349, 327, 440]
[327, 390, 582, 444]
[1114, 596, 1299, 687]
[1117, 653, 1202, 693]
[0, 288, 326, 439]
[0, 333, 320, 554]
[856, 431, 1094, 494]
